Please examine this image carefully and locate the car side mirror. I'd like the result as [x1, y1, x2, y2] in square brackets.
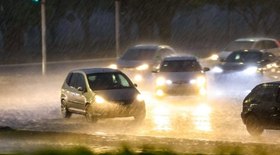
[152, 68, 159, 73]
[203, 67, 210, 72]
[77, 86, 85, 92]
[219, 58, 226, 62]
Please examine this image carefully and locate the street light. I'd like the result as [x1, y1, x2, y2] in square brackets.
[41, 0, 46, 75]
[115, 0, 120, 58]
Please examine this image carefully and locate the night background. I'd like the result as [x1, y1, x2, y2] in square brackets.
[1, 0, 280, 64]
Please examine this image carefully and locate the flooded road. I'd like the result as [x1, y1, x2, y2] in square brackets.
[1, 59, 280, 154]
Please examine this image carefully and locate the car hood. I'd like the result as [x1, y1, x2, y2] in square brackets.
[157, 72, 203, 83]
[117, 59, 153, 68]
[94, 88, 139, 104]
[218, 62, 260, 71]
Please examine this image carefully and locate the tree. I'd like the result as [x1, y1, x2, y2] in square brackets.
[0, 0, 40, 52]
[214, 0, 280, 35]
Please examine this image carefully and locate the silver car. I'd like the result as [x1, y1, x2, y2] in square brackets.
[113, 44, 175, 83]
[152, 56, 209, 97]
[60, 68, 146, 122]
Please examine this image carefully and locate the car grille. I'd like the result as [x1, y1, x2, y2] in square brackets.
[113, 99, 135, 105]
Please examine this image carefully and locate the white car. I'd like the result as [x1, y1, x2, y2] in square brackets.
[217, 37, 280, 61]
[152, 56, 209, 97]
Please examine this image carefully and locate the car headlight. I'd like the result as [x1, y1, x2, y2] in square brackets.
[136, 64, 149, 71]
[156, 77, 166, 86]
[212, 66, 223, 73]
[134, 74, 143, 82]
[156, 89, 164, 97]
[209, 54, 219, 61]
[244, 66, 258, 75]
[136, 94, 144, 102]
[95, 95, 105, 104]
[108, 64, 117, 69]
[190, 76, 206, 87]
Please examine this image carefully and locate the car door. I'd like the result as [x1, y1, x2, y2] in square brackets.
[67, 73, 79, 108]
[257, 84, 279, 127]
[270, 85, 280, 127]
[72, 73, 87, 110]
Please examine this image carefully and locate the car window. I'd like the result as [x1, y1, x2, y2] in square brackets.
[76, 74, 86, 90]
[224, 41, 254, 51]
[117, 74, 130, 87]
[255, 41, 265, 49]
[69, 73, 79, 88]
[245, 85, 262, 102]
[276, 87, 280, 103]
[120, 47, 157, 60]
[264, 41, 278, 49]
[87, 72, 133, 90]
[225, 51, 262, 63]
[259, 84, 277, 102]
[159, 48, 174, 58]
[65, 72, 73, 85]
[160, 60, 202, 72]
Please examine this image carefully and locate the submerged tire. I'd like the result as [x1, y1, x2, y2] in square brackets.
[134, 106, 146, 122]
[246, 115, 264, 136]
[61, 100, 72, 119]
[85, 104, 98, 123]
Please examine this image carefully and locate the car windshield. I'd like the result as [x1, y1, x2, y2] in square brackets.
[87, 72, 133, 90]
[160, 60, 202, 72]
[225, 51, 262, 63]
[121, 47, 157, 60]
[224, 41, 254, 51]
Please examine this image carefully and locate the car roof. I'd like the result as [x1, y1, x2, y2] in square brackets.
[163, 55, 197, 61]
[232, 49, 263, 53]
[72, 68, 120, 74]
[235, 37, 277, 42]
[133, 44, 174, 49]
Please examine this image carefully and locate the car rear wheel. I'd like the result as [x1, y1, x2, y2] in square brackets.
[246, 115, 264, 136]
[61, 100, 71, 118]
[85, 104, 98, 123]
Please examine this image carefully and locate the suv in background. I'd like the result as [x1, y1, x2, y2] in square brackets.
[218, 37, 280, 61]
[112, 44, 175, 84]
[241, 82, 280, 136]
[60, 68, 146, 122]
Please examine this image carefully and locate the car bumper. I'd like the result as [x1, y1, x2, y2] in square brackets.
[91, 101, 145, 118]
[156, 84, 203, 96]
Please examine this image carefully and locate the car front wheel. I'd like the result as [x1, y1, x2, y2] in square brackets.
[61, 100, 71, 118]
[85, 104, 98, 123]
[134, 107, 146, 122]
[246, 115, 264, 136]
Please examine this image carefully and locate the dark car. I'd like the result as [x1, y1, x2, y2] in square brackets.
[60, 68, 146, 122]
[212, 50, 276, 83]
[241, 82, 280, 136]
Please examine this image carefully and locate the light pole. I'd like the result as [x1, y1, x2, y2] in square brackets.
[41, 0, 47, 75]
[115, 0, 120, 58]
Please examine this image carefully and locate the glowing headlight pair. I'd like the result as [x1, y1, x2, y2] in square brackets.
[190, 76, 206, 87]
[156, 77, 172, 86]
[136, 64, 149, 71]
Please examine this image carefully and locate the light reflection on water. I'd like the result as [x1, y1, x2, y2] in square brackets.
[152, 106, 172, 131]
[192, 104, 212, 132]
[151, 101, 212, 132]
